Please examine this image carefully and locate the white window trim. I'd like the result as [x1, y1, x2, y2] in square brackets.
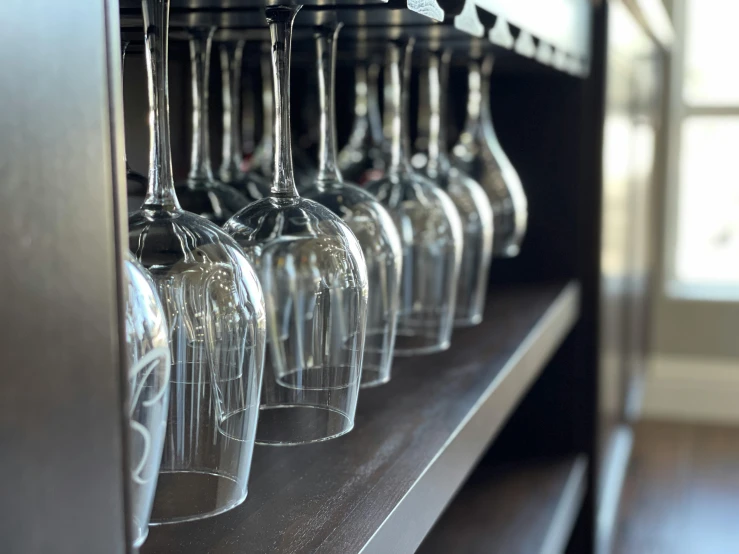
[663, 0, 739, 301]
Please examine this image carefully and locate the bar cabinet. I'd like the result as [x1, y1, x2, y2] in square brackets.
[0, 0, 671, 552]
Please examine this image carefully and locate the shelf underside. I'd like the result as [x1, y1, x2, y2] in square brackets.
[418, 455, 589, 554]
[142, 282, 580, 554]
[119, 0, 591, 77]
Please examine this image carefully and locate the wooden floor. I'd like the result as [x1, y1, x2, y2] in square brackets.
[613, 421, 739, 554]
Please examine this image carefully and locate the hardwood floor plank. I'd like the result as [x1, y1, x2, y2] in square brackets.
[614, 421, 739, 554]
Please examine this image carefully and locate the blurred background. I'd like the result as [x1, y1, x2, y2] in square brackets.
[606, 1, 739, 552]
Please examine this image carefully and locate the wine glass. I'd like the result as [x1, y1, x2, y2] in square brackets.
[218, 39, 270, 203]
[121, 40, 148, 211]
[123, 254, 170, 548]
[224, 5, 367, 444]
[338, 62, 387, 184]
[365, 38, 462, 355]
[174, 27, 249, 225]
[300, 22, 401, 387]
[129, 0, 266, 523]
[451, 54, 527, 258]
[420, 49, 493, 327]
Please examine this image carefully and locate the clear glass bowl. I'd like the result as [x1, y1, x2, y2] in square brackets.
[225, 197, 367, 442]
[123, 254, 170, 548]
[130, 209, 266, 523]
[366, 172, 461, 354]
[300, 185, 400, 386]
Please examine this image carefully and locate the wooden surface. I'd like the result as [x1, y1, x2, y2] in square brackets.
[142, 282, 579, 554]
[417, 456, 588, 554]
[614, 421, 739, 554]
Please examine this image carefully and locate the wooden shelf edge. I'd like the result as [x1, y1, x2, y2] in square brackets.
[543, 455, 589, 554]
[417, 455, 589, 554]
[360, 282, 581, 554]
[596, 425, 634, 554]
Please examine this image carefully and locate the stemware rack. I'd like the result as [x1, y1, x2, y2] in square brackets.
[0, 0, 672, 553]
[119, 0, 592, 76]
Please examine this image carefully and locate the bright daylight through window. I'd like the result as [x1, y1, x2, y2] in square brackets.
[670, 0, 739, 298]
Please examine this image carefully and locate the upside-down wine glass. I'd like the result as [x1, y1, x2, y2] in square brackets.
[300, 22, 401, 387]
[129, 0, 266, 522]
[365, 38, 462, 355]
[123, 254, 170, 548]
[338, 62, 387, 184]
[225, 5, 367, 444]
[421, 49, 493, 327]
[121, 40, 148, 211]
[174, 27, 249, 225]
[451, 54, 527, 257]
[219, 39, 270, 203]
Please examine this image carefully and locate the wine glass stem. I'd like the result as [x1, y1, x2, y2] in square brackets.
[121, 39, 134, 175]
[427, 49, 452, 170]
[142, 0, 180, 211]
[353, 65, 369, 119]
[266, 5, 301, 198]
[219, 40, 246, 183]
[188, 28, 216, 184]
[315, 23, 343, 186]
[367, 62, 384, 147]
[259, 49, 274, 150]
[386, 38, 414, 174]
[480, 54, 495, 128]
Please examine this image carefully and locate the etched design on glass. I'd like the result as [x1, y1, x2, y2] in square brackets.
[124, 255, 170, 548]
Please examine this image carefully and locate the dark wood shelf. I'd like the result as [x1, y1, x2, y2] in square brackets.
[417, 455, 588, 554]
[143, 282, 580, 554]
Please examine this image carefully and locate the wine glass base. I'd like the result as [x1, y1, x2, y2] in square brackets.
[360, 366, 391, 388]
[131, 520, 149, 549]
[255, 404, 353, 445]
[276, 365, 357, 391]
[393, 337, 451, 357]
[453, 314, 483, 328]
[149, 470, 247, 525]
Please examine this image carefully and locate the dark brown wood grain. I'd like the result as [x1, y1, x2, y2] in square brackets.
[142, 283, 576, 554]
[614, 421, 739, 554]
[417, 456, 588, 554]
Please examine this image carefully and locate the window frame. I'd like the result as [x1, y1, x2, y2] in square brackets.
[664, 0, 739, 300]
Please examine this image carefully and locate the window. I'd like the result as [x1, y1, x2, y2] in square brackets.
[667, 0, 739, 299]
